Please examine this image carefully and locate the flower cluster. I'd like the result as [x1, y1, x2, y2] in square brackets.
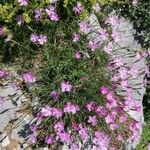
[0, 1, 147, 150]
[30, 33, 47, 45]
[46, 5, 59, 21]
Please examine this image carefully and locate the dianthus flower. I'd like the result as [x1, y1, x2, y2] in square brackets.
[92, 3, 101, 13]
[34, 8, 42, 21]
[52, 108, 63, 118]
[61, 81, 72, 92]
[107, 15, 120, 28]
[111, 31, 121, 42]
[45, 135, 55, 144]
[78, 127, 89, 141]
[29, 134, 37, 144]
[18, 0, 28, 6]
[118, 67, 129, 79]
[17, 15, 24, 25]
[58, 131, 71, 144]
[72, 33, 80, 42]
[105, 114, 115, 124]
[88, 115, 97, 126]
[110, 123, 119, 130]
[0, 70, 8, 78]
[86, 101, 96, 112]
[93, 131, 110, 149]
[64, 102, 80, 114]
[75, 52, 82, 60]
[73, 2, 83, 15]
[96, 106, 107, 117]
[41, 105, 53, 117]
[113, 58, 124, 67]
[79, 21, 90, 34]
[23, 72, 36, 84]
[132, 0, 138, 6]
[88, 40, 99, 51]
[46, 5, 59, 21]
[99, 29, 108, 41]
[129, 66, 139, 78]
[70, 143, 80, 150]
[50, 91, 60, 100]
[100, 86, 109, 95]
[38, 34, 48, 45]
[104, 42, 113, 54]
[30, 33, 38, 43]
[54, 121, 64, 133]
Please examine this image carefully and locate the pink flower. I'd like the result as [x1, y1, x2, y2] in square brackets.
[75, 51, 82, 60]
[61, 81, 72, 92]
[132, 0, 138, 6]
[88, 40, 99, 51]
[110, 123, 119, 130]
[118, 67, 129, 79]
[0, 70, 8, 78]
[64, 102, 80, 114]
[99, 29, 108, 41]
[17, 15, 24, 25]
[34, 8, 43, 21]
[117, 134, 124, 141]
[106, 98, 117, 109]
[78, 127, 88, 141]
[29, 134, 37, 144]
[41, 105, 53, 117]
[36, 113, 44, 121]
[30, 123, 38, 132]
[38, 34, 47, 45]
[79, 21, 90, 34]
[106, 92, 114, 101]
[52, 108, 63, 118]
[50, 91, 60, 100]
[119, 115, 127, 123]
[100, 86, 109, 95]
[105, 114, 115, 124]
[73, 2, 83, 15]
[50, 13, 59, 21]
[107, 16, 120, 28]
[18, 0, 28, 6]
[104, 42, 113, 54]
[86, 101, 96, 112]
[93, 131, 110, 148]
[23, 72, 36, 84]
[112, 73, 120, 82]
[92, 3, 101, 13]
[129, 66, 139, 78]
[111, 31, 121, 42]
[88, 115, 97, 126]
[70, 143, 80, 150]
[30, 33, 38, 42]
[113, 58, 124, 67]
[45, 135, 55, 144]
[72, 33, 80, 42]
[96, 106, 107, 117]
[58, 132, 71, 144]
[120, 80, 129, 89]
[46, 5, 59, 21]
[54, 121, 64, 133]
